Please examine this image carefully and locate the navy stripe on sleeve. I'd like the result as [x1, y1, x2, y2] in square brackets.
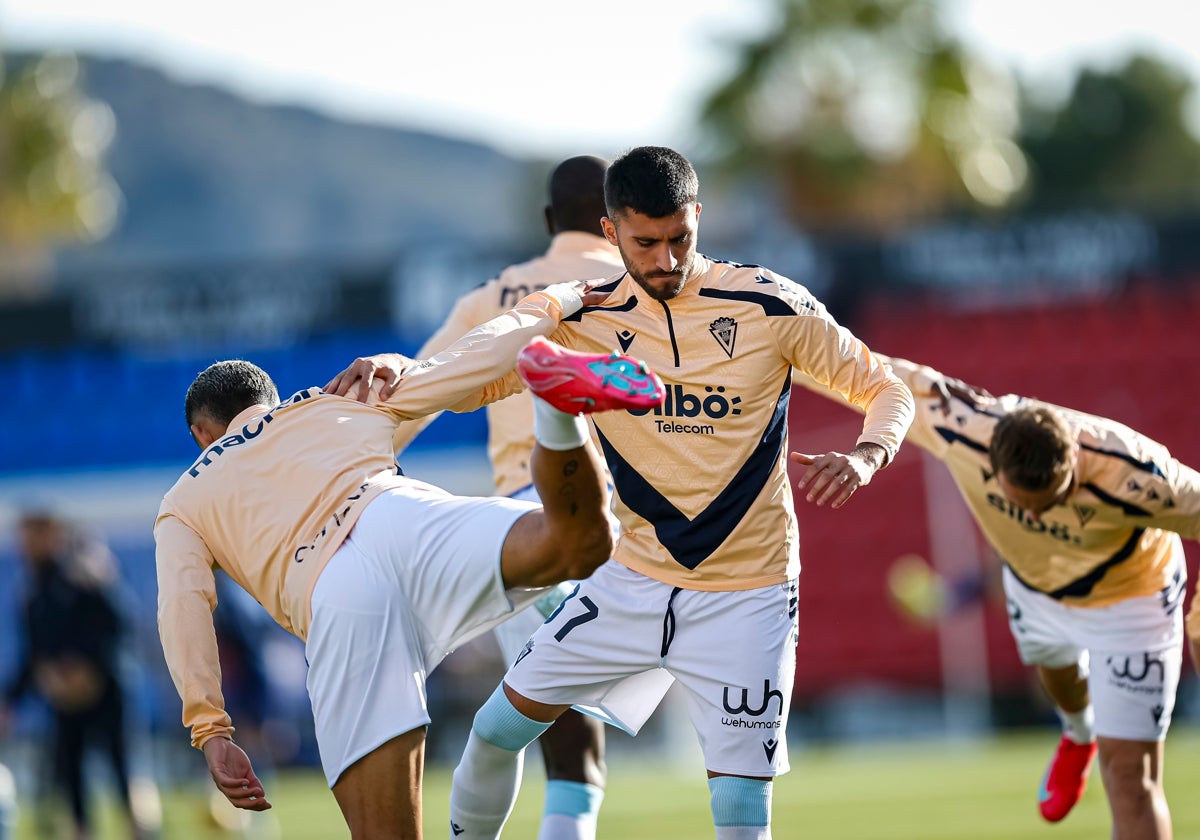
[698, 288, 798, 317]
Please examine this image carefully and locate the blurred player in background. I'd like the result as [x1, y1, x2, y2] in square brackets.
[332, 145, 915, 840]
[799, 355, 1200, 838]
[1, 508, 154, 840]
[391, 155, 619, 840]
[154, 292, 662, 840]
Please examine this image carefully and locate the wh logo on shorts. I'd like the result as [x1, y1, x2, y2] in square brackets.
[1107, 653, 1164, 684]
[722, 680, 783, 717]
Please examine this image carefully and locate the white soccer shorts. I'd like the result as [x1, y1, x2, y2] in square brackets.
[1001, 537, 1186, 742]
[305, 483, 541, 786]
[505, 559, 799, 777]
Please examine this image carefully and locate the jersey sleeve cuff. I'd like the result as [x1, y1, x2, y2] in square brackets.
[539, 282, 584, 318]
[856, 434, 898, 467]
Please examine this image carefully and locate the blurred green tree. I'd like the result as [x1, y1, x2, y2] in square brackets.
[1019, 54, 1200, 213]
[699, 0, 1027, 232]
[0, 51, 121, 295]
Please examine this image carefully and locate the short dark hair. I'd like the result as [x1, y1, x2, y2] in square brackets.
[604, 146, 698, 219]
[989, 405, 1074, 491]
[548, 155, 609, 234]
[185, 360, 279, 431]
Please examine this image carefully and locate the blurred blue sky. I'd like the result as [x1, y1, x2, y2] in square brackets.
[2, 0, 1198, 157]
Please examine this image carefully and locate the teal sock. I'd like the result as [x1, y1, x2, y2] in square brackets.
[538, 780, 604, 840]
[709, 776, 772, 838]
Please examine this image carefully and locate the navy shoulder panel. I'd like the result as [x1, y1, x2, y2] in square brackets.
[698, 287, 795, 317]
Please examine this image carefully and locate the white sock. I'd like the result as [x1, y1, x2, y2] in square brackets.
[532, 394, 588, 451]
[449, 730, 526, 839]
[538, 812, 598, 840]
[1058, 705, 1096, 744]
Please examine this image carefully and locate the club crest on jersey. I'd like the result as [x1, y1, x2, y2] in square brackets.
[709, 316, 737, 358]
[615, 328, 636, 353]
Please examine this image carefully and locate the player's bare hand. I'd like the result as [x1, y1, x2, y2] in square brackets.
[790, 445, 882, 509]
[324, 353, 413, 402]
[932, 375, 992, 414]
[580, 278, 613, 308]
[1191, 637, 1200, 676]
[203, 738, 272, 811]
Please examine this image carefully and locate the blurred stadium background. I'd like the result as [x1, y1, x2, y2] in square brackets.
[1, 0, 1200, 837]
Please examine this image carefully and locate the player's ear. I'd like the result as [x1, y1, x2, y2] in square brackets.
[601, 216, 617, 246]
[190, 422, 217, 449]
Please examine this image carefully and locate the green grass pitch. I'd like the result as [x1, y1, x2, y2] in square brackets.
[13, 728, 1200, 838]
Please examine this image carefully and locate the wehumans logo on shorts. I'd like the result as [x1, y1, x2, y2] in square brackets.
[1108, 653, 1164, 684]
[722, 680, 783, 717]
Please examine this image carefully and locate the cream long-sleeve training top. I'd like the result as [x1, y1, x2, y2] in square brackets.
[155, 287, 574, 748]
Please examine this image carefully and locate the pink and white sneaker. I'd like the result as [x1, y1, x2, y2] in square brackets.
[517, 336, 665, 415]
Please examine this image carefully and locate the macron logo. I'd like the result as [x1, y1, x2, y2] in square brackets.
[763, 739, 778, 763]
[615, 329, 636, 353]
[451, 821, 465, 836]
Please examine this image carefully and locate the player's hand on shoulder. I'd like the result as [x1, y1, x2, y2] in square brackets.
[581, 278, 614, 308]
[931, 374, 992, 414]
[324, 353, 414, 402]
[790, 444, 883, 509]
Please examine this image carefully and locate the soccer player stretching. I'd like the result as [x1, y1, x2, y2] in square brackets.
[333, 146, 914, 840]
[155, 284, 663, 840]
[801, 354, 1200, 838]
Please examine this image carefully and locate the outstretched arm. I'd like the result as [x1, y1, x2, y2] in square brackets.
[325, 281, 591, 417]
[769, 284, 914, 504]
[791, 441, 888, 510]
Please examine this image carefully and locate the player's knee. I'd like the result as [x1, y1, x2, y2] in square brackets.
[558, 522, 612, 581]
[472, 686, 552, 752]
[1099, 745, 1162, 802]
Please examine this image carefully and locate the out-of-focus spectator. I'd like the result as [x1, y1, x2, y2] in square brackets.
[0, 760, 16, 840]
[0, 507, 156, 840]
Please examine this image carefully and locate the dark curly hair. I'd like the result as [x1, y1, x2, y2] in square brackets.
[604, 146, 698, 219]
[184, 360, 279, 431]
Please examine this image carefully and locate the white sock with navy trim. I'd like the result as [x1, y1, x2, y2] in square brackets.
[532, 394, 589, 451]
[449, 686, 552, 839]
